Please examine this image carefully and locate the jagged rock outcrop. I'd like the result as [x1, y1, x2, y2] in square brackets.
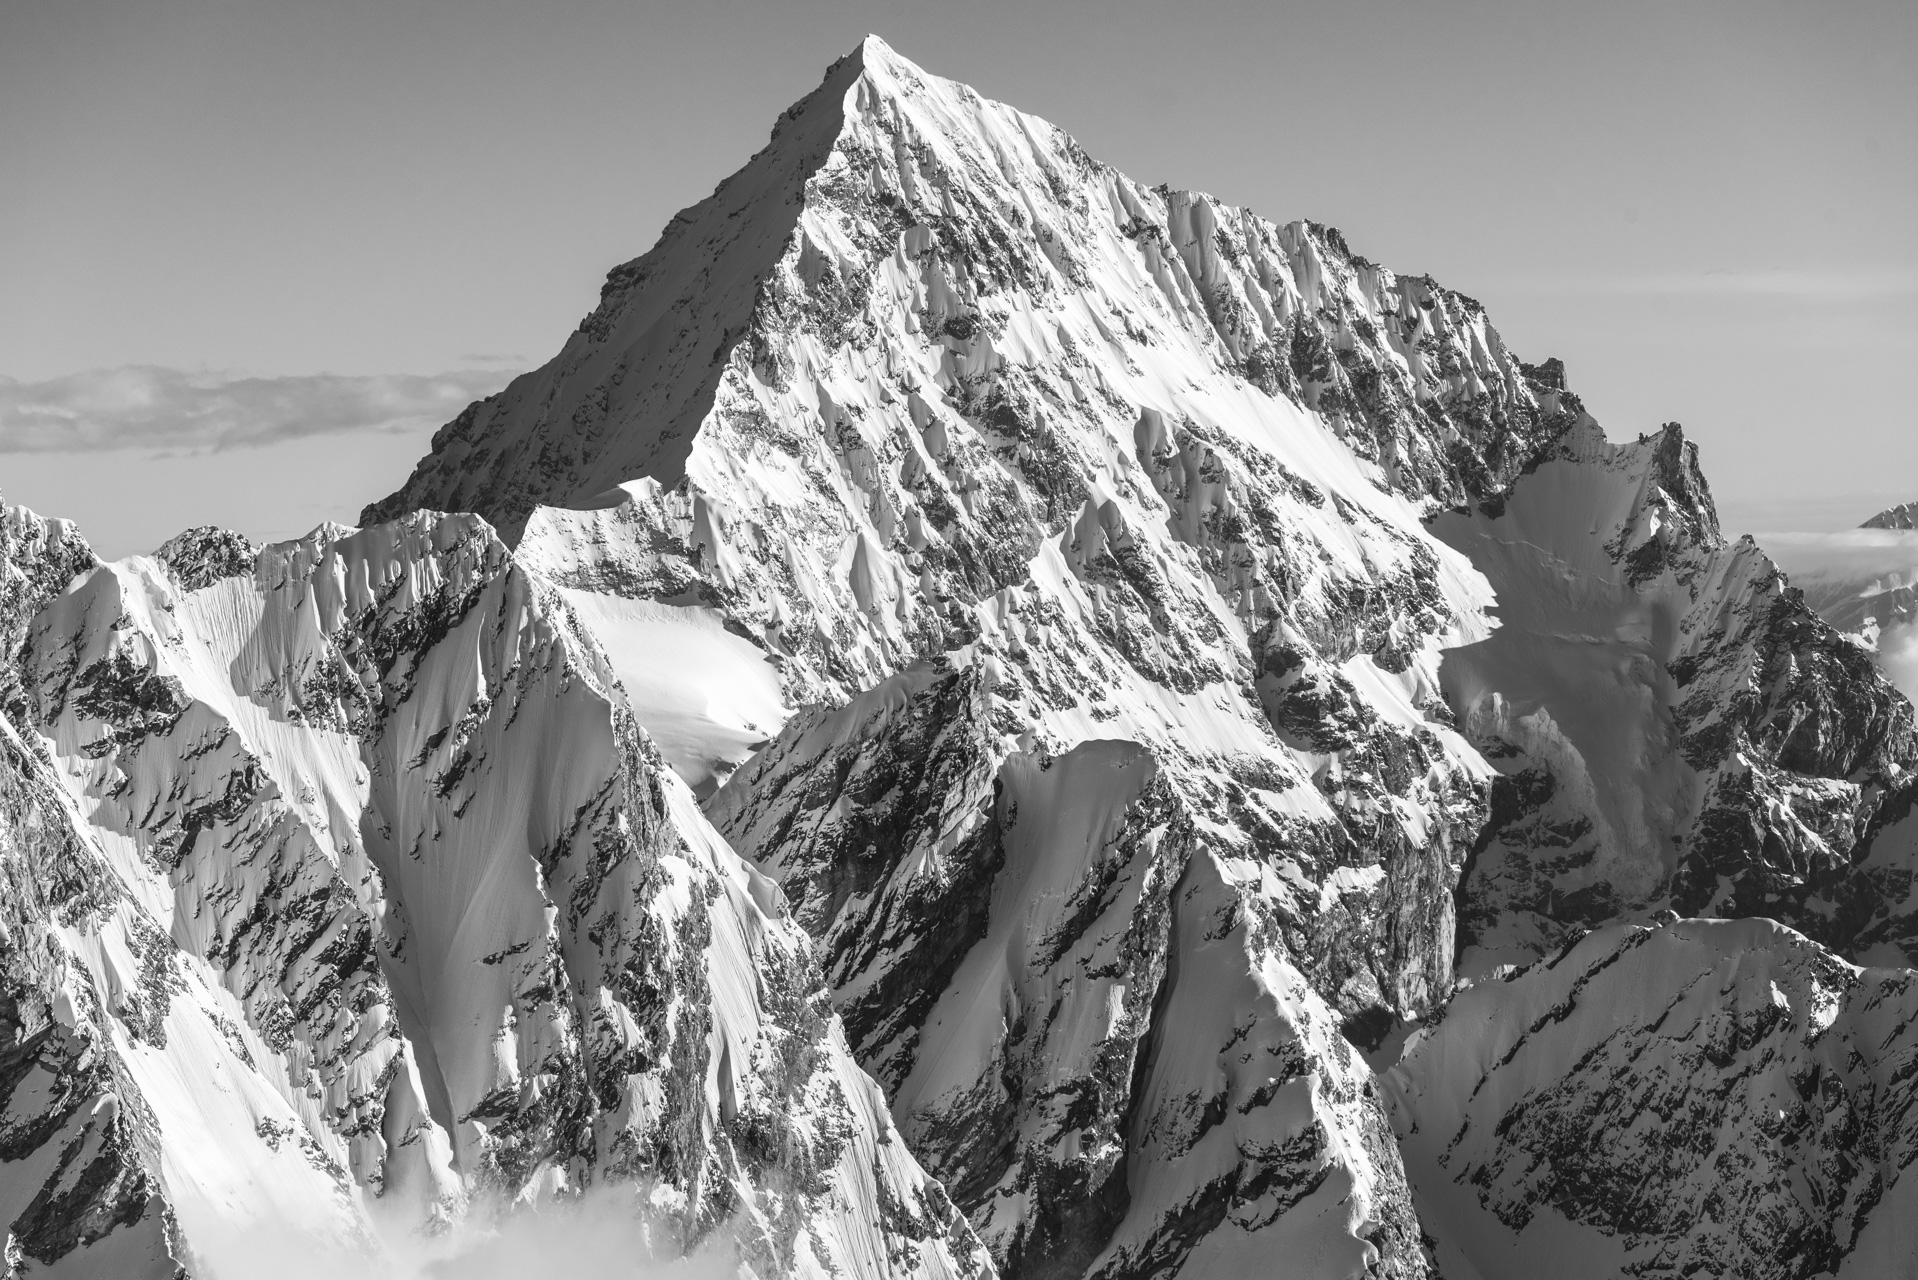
[1760, 514, 1918, 702]
[1, 501, 98, 728]
[0, 705, 192, 1279]
[152, 526, 257, 592]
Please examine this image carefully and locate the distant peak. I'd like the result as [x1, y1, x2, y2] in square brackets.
[1864, 501, 1918, 530]
[828, 33, 914, 81]
[838, 32, 941, 105]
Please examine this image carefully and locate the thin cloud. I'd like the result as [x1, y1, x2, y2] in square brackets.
[0, 365, 522, 453]
[1881, 618, 1918, 706]
[1485, 268, 1918, 305]
[1720, 491, 1918, 535]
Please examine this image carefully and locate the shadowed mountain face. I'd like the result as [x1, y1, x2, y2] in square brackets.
[3, 33, 1915, 1280]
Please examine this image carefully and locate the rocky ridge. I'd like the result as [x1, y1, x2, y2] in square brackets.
[0, 500, 990, 1277]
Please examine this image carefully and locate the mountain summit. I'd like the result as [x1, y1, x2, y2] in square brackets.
[368, 30, 1567, 541]
[3, 34, 1917, 1280]
[1866, 500, 1918, 530]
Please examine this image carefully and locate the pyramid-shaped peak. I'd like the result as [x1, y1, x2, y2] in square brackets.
[825, 33, 1034, 136]
[366, 24, 1556, 560]
[853, 32, 902, 63]
[845, 33, 932, 80]
[809, 33, 939, 113]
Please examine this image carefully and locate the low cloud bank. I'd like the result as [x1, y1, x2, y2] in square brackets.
[215, 1188, 741, 1280]
[1880, 618, 1918, 706]
[0, 365, 521, 453]
[1490, 267, 1918, 304]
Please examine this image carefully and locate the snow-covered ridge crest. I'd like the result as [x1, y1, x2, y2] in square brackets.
[0, 505, 991, 1277]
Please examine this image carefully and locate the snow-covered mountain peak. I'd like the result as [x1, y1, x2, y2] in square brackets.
[9, 32, 1918, 1280]
[1865, 499, 1918, 530]
[372, 33, 1579, 722]
[344, 37, 1918, 1276]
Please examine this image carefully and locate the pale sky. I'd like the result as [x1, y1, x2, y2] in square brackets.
[3, 0, 1914, 556]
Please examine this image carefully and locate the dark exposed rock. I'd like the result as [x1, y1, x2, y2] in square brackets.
[153, 526, 257, 591]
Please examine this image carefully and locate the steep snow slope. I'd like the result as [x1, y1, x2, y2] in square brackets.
[713, 699, 1436, 1277]
[1433, 423, 1916, 973]
[0, 701, 352, 1280]
[1386, 918, 1918, 1280]
[2, 505, 990, 1278]
[0, 506, 371, 1278]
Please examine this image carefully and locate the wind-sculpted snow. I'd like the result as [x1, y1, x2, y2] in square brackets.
[1434, 421, 1918, 973]
[0, 505, 990, 1278]
[1387, 918, 1918, 1280]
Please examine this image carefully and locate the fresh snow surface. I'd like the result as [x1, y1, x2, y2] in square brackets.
[556, 588, 786, 796]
